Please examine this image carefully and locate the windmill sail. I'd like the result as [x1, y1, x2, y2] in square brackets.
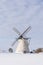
[13, 27, 21, 35]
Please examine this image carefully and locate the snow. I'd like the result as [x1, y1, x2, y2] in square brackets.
[0, 53, 43, 65]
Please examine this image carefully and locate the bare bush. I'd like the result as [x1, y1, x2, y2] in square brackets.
[34, 48, 43, 53]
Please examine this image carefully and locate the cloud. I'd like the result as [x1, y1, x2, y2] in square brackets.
[0, 0, 43, 50]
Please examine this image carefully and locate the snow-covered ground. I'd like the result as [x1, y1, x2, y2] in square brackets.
[0, 53, 43, 65]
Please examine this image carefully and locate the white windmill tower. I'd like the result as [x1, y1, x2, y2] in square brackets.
[9, 26, 31, 53]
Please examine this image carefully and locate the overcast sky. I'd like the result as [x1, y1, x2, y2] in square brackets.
[0, 0, 43, 51]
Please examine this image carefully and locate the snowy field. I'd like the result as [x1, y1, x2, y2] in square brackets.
[0, 53, 43, 65]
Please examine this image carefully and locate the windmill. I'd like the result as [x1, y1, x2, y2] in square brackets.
[9, 26, 31, 53]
